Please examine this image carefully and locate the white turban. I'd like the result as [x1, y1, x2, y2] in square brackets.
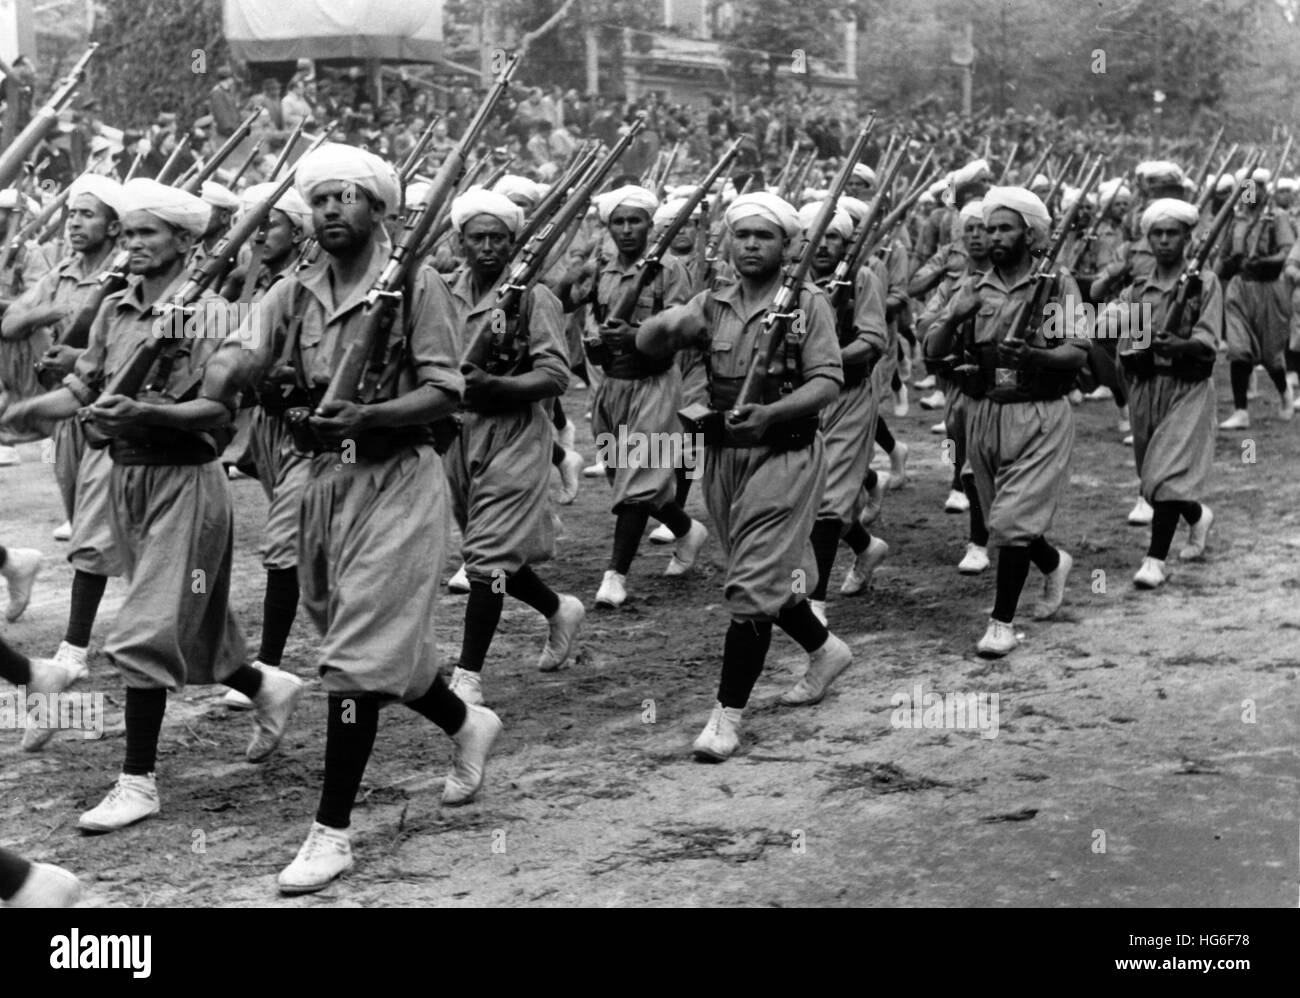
[118, 178, 211, 236]
[1277, 177, 1299, 193]
[404, 181, 432, 210]
[238, 182, 313, 234]
[666, 185, 698, 200]
[851, 163, 876, 185]
[1214, 173, 1236, 193]
[1251, 168, 1272, 185]
[652, 197, 701, 228]
[1098, 178, 1131, 205]
[926, 177, 951, 200]
[800, 187, 830, 207]
[593, 185, 658, 224]
[952, 158, 991, 188]
[959, 199, 986, 224]
[725, 191, 800, 239]
[1059, 186, 1097, 212]
[982, 186, 1052, 243]
[492, 174, 544, 206]
[0, 189, 38, 214]
[295, 142, 401, 214]
[837, 195, 870, 224]
[1135, 160, 1184, 185]
[68, 174, 126, 218]
[450, 188, 524, 237]
[200, 180, 241, 212]
[1140, 198, 1199, 235]
[796, 200, 853, 240]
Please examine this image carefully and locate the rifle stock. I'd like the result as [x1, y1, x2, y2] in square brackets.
[0, 44, 98, 189]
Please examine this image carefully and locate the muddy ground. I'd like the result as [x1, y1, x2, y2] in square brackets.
[1, 368, 1296, 908]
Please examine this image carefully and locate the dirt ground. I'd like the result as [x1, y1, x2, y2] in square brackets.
[1, 368, 1297, 908]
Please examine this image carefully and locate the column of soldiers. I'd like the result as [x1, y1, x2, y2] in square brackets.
[0, 87, 1295, 900]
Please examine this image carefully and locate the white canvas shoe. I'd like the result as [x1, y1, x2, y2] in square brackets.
[537, 594, 585, 672]
[582, 458, 607, 478]
[594, 570, 627, 608]
[1, 547, 42, 622]
[919, 389, 946, 410]
[2, 862, 81, 908]
[21, 655, 84, 752]
[664, 520, 707, 576]
[780, 633, 853, 706]
[448, 666, 484, 705]
[1085, 385, 1114, 401]
[447, 565, 471, 593]
[1133, 557, 1167, 589]
[1219, 409, 1250, 430]
[0, 445, 20, 466]
[1127, 496, 1153, 525]
[957, 543, 989, 575]
[892, 385, 909, 417]
[1179, 504, 1213, 561]
[442, 704, 502, 806]
[840, 537, 888, 595]
[944, 489, 970, 513]
[1281, 383, 1295, 421]
[930, 419, 947, 435]
[886, 441, 909, 489]
[246, 667, 305, 763]
[859, 476, 885, 525]
[277, 822, 353, 895]
[692, 703, 743, 761]
[648, 523, 675, 544]
[78, 773, 160, 833]
[1031, 549, 1073, 620]
[976, 618, 1018, 658]
[557, 449, 584, 504]
[809, 599, 828, 626]
[52, 520, 72, 541]
[913, 374, 936, 390]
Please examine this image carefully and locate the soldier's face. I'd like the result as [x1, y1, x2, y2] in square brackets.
[1148, 221, 1187, 265]
[730, 219, 786, 278]
[461, 215, 512, 276]
[985, 208, 1029, 265]
[1108, 194, 1131, 219]
[811, 228, 846, 274]
[310, 182, 379, 256]
[846, 178, 873, 200]
[962, 217, 988, 257]
[120, 211, 189, 276]
[1276, 190, 1295, 209]
[608, 206, 651, 258]
[670, 218, 696, 253]
[66, 194, 117, 253]
[261, 209, 299, 264]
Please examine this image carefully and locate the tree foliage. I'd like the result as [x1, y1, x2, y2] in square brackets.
[723, 0, 851, 95]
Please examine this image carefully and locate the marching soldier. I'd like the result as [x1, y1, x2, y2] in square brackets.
[559, 184, 707, 608]
[0, 179, 303, 822]
[926, 187, 1087, 658]
[194, 145, 502, 895]
[636, 191, 855, 760]
[1101, 199, 1218, 588]
[442, 188, 585, 707]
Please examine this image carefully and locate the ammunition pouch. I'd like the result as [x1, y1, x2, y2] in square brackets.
[584, 336, 674, 380]
[680, 375, 818, 451]
[1121, 349, 1214, 384]
[282, 395, 458, 460]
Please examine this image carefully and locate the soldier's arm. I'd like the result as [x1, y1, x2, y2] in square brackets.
[1029, 272, 1089, 372]
[0, 270, 64, 341]
[844, 266, 887, 367]
[1284, 239, 1300, 283]
[635, 289, 709, 358]
[759, 289, 841, 422]
[490, 285, 569, 403]
[906, 246, 949, 298]
[926, 275, 981, 360]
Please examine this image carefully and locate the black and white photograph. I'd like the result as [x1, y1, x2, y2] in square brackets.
[0, 0, 1294, 942]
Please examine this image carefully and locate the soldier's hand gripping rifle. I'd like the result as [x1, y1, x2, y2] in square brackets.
[0, 43, 97, 189]
[281, 53, 521, 452]
[680, 124, 871, 439]
[460, 121, 651, 382]
[77, 162, 307, 449]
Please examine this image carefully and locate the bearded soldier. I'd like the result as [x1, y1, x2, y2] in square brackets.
[636, 191, 854, 760]
[194, 144, 502, 895]
[1103, 199, 1218, 588]
[926, 187, 1087, 658]
[0, 179, 303, 820]
[441, 188, 585, 707]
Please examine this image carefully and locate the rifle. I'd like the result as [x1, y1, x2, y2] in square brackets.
[463, 120, 650, 373]
[269, 117, 310, 180]
[2, 185, 69, 271]
[698, 172, 756, 292]
[1067, 158, 1117, 273]
[478, 154, 516, 197]
[77, 162, 308, 448]
[512, 143, 600, 250]
[773, 143, 799, 194]
[1190, 125, 1224, 203]
[1195, 141, 1238, 214]
[656, 141, 681, 196]
[864, 155, 939, 263]
[153, 132, 192, 184]
[716, 123, 872, 421]
[601, 137, 743, 330]
[282, 53, 521, 447]
[180, 107, 265, 194]
[123, 148, 145, 182]
[226, 139, 263, 188]
[1236, 134, 1291, 266]
[997, 141, 1019, 184]
[826, 123, 902, 309]
[398, 115, 440, 183]
[1023, 142, 1053, 188]
[0, 43, 98, 189]
[1042, 154, 1075, 213]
